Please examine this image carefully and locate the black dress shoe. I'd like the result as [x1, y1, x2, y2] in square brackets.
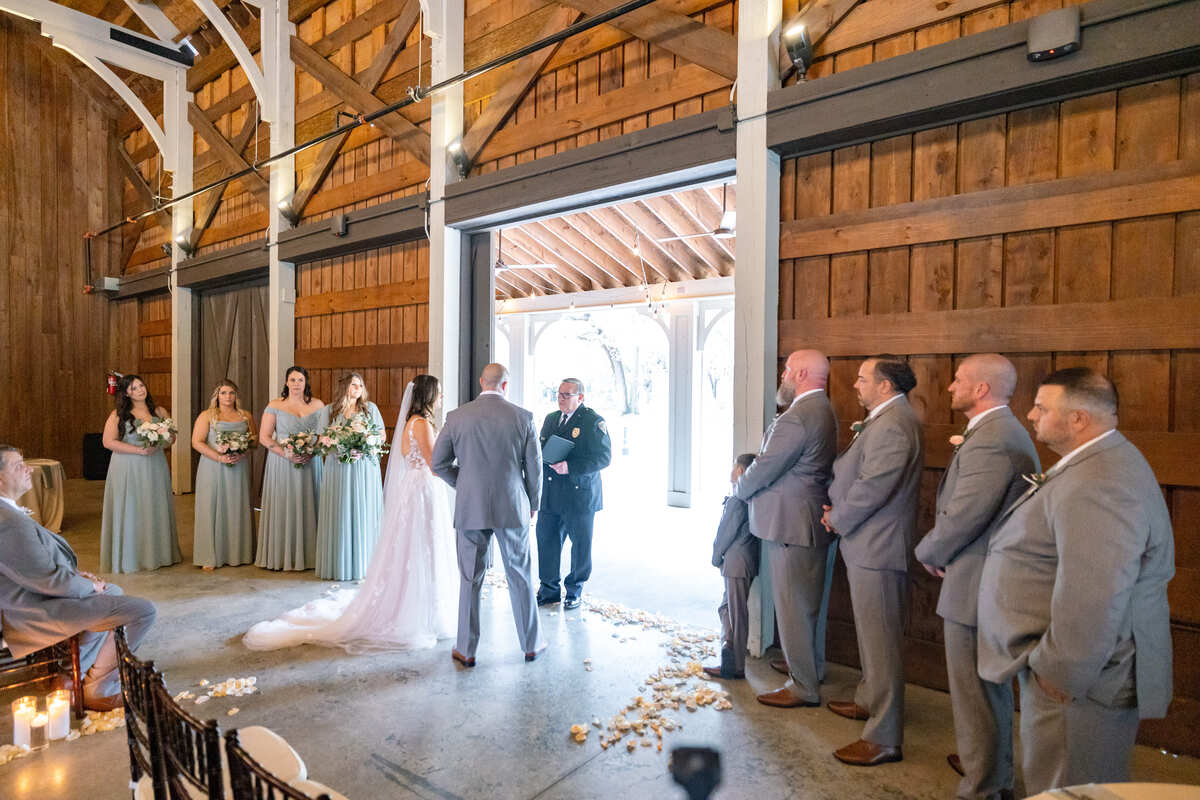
[536, 595, 560, 607]
[563, 596, 581, 610]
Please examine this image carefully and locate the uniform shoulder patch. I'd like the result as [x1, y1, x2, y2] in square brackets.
[597, 419, 607, 434]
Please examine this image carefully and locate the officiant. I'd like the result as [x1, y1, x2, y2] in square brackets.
[535, 378, 611, 610]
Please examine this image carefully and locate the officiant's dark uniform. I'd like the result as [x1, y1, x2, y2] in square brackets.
[535, 404, 611, 605]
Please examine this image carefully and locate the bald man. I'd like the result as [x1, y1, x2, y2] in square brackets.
[914, 355, 1039, 800]
[734, 350, 839, 707]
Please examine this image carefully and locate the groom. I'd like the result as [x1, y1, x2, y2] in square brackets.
[432, 363, 545, 666]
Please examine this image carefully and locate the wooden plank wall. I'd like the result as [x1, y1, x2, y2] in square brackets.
[294, 239, 430, 443]
[776, 74, 1200, 755]
[137, 295, 173, 412]
[0, 16, 133, 477]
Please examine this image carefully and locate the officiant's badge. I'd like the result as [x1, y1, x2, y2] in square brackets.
[571, 427, 580, 438]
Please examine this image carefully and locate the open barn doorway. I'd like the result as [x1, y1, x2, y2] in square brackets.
[484, 180, 736, 628]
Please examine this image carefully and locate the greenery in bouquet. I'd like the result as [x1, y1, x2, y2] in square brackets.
[318, 413, 390, 464]
[135, 417, 177, 449]
[214, 429, 255, 467]
[279, 431, 321, 469]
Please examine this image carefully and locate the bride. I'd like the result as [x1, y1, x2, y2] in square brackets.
[243, 375, 458, 652]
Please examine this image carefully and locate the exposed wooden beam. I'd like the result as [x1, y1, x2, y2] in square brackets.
[529, 217, 642, 285]
[187, 101, 271, 208]
[628, 197, 724, 278]
[671, 187, 734, 259]
[642, 194, 732, 275]
[557, 0, 737, 80]
[113, 142, 172, 229]
[501, 233, 591, 292]
[586, 206, 689, 283]
[779, 0, 862, 73]
[291, 0, 421, 217]
[462, 6, 581, 165]
[819, 0, 995, 55]
[119, 217, 148, 274]
[503, 266, 567, 294]
[559, 210, 675, 285]
[191, 108, 259, 244]
[506, 226, 615, 290]
[610, 201, 714, 281]
[295, 277, 429, 316]
[290, 35, 431, 164]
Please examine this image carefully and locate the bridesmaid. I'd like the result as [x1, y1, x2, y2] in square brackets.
[100, 374, 182, 573]
[191, 379, 256, 571]
[257, 366, 324, 571]
[315, 372, 385, 581]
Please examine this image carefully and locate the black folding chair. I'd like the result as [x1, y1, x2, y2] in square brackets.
[0, 633, 85, 718]
[153, 681, 224, 800]
[116, 627, 166, 800]
[224, 729, 332, 800]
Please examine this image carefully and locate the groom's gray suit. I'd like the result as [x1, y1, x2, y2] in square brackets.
[432, 391, 543, 658]
[914, 406, 1039, 800]
[978, 431, 1174, 794]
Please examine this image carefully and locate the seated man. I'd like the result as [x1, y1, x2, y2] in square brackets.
[0, 444, 156, 710]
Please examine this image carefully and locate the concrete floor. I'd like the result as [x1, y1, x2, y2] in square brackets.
[2, 480, 1197, 800]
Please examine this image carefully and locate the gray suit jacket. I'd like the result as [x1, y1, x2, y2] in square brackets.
[828, 395, 924, 572]
[914, 407, 1040, 626]
[734, 391, 838, 548]
[432, 393, 542, 530]
[977, 431, 1174, 718]
[711, 496, 759, 579]
[0, 502, 102, 657]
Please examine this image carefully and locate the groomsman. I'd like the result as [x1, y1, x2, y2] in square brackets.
[734, 349, 838, 707]
[821, 356, 923, 766]
[978, 368, 1174, 795]
[535, 378, 611, 610]
[914, 354, 1038, 800]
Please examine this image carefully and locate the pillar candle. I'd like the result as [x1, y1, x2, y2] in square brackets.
[29, 713, 49, 751]
[46, 691, 70, 740]
[11, 697, 36, 748]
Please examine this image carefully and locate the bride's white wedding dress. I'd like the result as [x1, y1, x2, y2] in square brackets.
[243, 419, 457, 652]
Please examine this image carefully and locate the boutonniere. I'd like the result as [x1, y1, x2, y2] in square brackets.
[1022, 472, 1048, 489]
[20, 506, 35, 516]
[850, 421, 865, 434]
[948, 428, 973, 449]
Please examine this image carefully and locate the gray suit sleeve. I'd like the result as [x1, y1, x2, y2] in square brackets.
[1027, 479, 1147, 699]
[712, 498, 749, 567]
[523, 414, 542, 511]
[431, 422, 458, 487]
[829, 423, 914, 536]
[0, 523, 95, 599]
[914, 440, 1014, 567]
[734, 417, 802, 502]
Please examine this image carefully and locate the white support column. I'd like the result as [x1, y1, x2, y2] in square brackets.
[427, 0, 466, 407]
[666, 302, 697, 508]
[263, 0, 297, 385]
[165, 70, 195, 493]
[502, 316, 529, 407]
[735, 0, 782, 656]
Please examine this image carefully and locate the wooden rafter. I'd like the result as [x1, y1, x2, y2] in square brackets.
[778, 0, 861, 73]
[114, 141, 172, 229]
[613, 200, 720, 280]
[640, 195, 730, 276]
[290, 35, 431, 164]
[505, 226, 613, 290]
[291, 0, 421, 217]
[501, 238, 585, 293]
[672, 187, 734, 259]
[556, 0, 737, 80]
[461, 6, 581, 165]
[119, 217, 149, 273]
[583, 207, 689, 283]
[531, 217, 642, 285]
[191, 107, 260, 245]
[559, 210, 673, 285]
[501, 232, 592, 292]
[187, 101, 271, 208]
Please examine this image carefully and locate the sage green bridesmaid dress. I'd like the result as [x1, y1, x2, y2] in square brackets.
[256, 407, 323, 571]
[100, 427, 182, 573]
[314, 402, 385, 581]
[192, 418, 254, 568]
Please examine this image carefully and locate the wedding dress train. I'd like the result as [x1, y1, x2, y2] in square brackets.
[243, 417, 457, 653]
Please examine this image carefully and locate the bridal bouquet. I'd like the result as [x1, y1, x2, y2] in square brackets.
[318, 413, 389, 464]
[135, 417, 177, 449]
[279, 431, 321, 468]
[214, 430, 255, 467]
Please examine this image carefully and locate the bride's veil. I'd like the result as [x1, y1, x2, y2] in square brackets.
[383, 380, 415, 495]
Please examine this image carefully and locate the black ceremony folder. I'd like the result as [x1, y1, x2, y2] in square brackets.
[542, 434, 576, 464]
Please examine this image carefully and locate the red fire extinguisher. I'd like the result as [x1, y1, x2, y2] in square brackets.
[107, 372, 122, 395]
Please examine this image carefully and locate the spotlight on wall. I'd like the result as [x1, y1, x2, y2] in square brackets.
[277, 195, 299, 225]
[782, 21, 813, 82]
[447, 139, 471, 178]
[174, 229, 196, 257]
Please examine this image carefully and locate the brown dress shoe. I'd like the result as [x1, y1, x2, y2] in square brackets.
[947, 753, 965, 776]
[451, 649, 476, 667]
[757, 686, 820, 708]
[827, 700, 870, 720]
[833, 739, 902, 766]
[702, 665, 745, 680]
[769, 658, 789, 675]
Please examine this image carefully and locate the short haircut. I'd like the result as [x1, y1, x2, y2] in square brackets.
[1039, 367, 1118, 419]
[735, 452, 757, 470]
[0, 444, 18, 458]
[872, 355, 917, 395]
[480, 363, 509, 388]
[561, 378, 585, 394]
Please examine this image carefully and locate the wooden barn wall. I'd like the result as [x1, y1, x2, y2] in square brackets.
[776, 74, 1200, 755]
[0, 16, 134, 477]
[783, 0, 1092, 85]
[294, 239, 430, 444]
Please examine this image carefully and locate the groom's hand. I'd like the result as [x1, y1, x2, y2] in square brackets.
[550, 461, 568, 475]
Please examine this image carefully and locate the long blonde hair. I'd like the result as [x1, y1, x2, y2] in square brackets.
[331, 372, 370, 419]
[207, 379, 247, 420]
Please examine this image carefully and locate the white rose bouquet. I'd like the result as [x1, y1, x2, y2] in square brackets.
[214, 430, 255, 467]
[279, 431, 321, 469]
[135, 417, 177, 449]
[318, 413, 389, 464]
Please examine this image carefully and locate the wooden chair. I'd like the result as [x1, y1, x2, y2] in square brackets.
[224, 729, 333, 800]
[116, 627, 167, 800]
[0, 633, 85, 719]
[152, 680, 224, 800]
